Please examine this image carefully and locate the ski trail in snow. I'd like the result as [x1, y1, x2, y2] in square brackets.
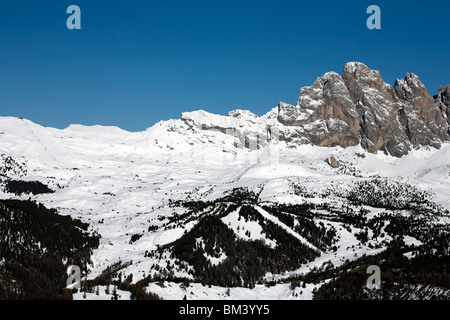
[253, 205, 322, 254]
[225, 146, 271, 184]
[228, 162, 257, 183]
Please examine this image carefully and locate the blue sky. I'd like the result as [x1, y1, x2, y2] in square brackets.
[1, 0, 449, 132]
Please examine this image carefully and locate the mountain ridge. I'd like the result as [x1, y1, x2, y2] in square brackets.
[182, 62, 450, 157]
[3, 62, 449, 159]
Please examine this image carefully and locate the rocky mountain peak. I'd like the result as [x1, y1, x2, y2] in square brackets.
[436, 85, 450, 106]
[180, 63, 449, 158]
[435, 85, 450, 132]
[278, 62, 449, 157]
[342, 62, 385, 92]
[394, 72, 429, 103]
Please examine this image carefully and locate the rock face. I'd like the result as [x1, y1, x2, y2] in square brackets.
[277, 62, 450, 157]
[180, 62, 449, 157]
[278, 71, 360, 149]
[435, 85, 450, 131]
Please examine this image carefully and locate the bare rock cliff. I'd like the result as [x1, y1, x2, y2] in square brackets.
[277, 62, 450, 157]
[180, 62, 449, 157]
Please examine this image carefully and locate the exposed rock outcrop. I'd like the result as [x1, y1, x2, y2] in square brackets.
[328, 156, 340, 168]
[435, 85, 450, 131]
[180, 62, 449, 157]
[277, 62, 449, 157]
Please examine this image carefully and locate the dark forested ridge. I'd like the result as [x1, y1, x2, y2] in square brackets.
[308, 235, 450, 300]
[3, 179, 54, 196]
[0, 200, 100, 299]
[138, 182, 450, 299]
[141, 188, 333, 288]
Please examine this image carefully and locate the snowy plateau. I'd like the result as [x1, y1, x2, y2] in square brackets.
[0, 62, 449, 300]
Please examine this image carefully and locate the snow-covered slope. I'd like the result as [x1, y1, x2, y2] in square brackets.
[1, 111, 449, 300]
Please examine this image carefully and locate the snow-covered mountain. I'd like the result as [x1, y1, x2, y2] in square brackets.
[0, 62, 449, 300]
